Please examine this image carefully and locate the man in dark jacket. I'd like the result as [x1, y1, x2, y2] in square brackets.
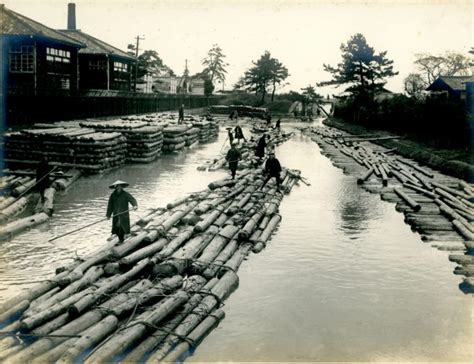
[178, 104, 184, 124]
[255, 134, 267, 163]
[107, 180, 138, 243]
[234, 125, 246, 144]
[261, 151, 282, 190]
[226, 143, 242, 180]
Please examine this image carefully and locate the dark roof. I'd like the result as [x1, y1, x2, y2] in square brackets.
[58, 29, 135, 61]
[428, 76, 474, 91]
[0, 4, 84, 47]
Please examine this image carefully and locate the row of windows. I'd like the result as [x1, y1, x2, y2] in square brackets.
[47, 48, 70, 58]
[89, 60, 107, 70]
[114, 62, 128, 72]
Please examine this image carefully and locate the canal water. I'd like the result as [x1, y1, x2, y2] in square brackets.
[0, 121, 472, 362]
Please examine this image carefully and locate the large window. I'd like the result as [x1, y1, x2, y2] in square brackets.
[114, 62, 128, 72]
[89, 60, 107, 70]
[46, 47, 70, 63]
[9, 45, 34, 73]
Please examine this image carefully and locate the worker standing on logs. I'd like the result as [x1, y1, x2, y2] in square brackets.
[227, 127, 234, 147]
[106, 180, 138, 243]
[36, 156, 52, 202]
[226, 143, 242, 180]
[275, 117, 281, 131]
[261, 151, 282, 191]
[178, 104, 185, 124]
[234, 124, 246, 144]
[255, 134, 267, 164]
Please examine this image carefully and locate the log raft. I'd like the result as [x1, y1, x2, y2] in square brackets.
[0, 124, 302, 362]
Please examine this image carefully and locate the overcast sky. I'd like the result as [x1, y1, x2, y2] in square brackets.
[4, 0, 472, 95]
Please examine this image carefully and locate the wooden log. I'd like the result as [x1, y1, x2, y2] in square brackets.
[0, 196, 16, 211]
[189, 226, 239, 275]
[154, 226, 194, 259]
[27, 266, 104, 316]
[145, 271, 238, 362]
[160, 309, 225, 363]
[394, 188, 421, 212]
[453, 220, 474, 241]
[202, 239, 239, 279]
[378, 164, 388, 186]
[238, 210, 264, 241]
[0, 269, 72, 314]
[459, 180, 474, 194]
[194, 202, 230, 233]
[157, 201, 198, 233]
[0, 197, 29, 225]
[153, 226, 218, 277]
[119, 237, 168, 267]
[110, 231, 149, 259]
[0, 345, 22, 361]
[0, 300, 29, 328]
[20, 286, 98, 331]
[0, 212, 49, 241]
[357, 168, 374, 184]
[123, 278, 219, 363]
[83, 290, 190, 364]
[396, 157, 434, 178]
[208, 178, 236, 190]
[108, 275, 185, 317]
[432, 181, 473, 202]
[10, 179, 35, 197]
[220, 243, 253, 276]
[30, 331, 87, 364]
[68, 258, 150, 317]
[55, 315, 119, 364]
[437, 191, 474, 216]
[403, 182, 436, 199]
[449, 254, 474, 265]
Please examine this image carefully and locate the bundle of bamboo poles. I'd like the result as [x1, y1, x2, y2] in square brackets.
[0, 149, 302, 363]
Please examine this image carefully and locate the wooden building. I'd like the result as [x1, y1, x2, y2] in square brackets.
[57, 3, 135, 91]
[426, 76, 474, 100]
[0, 4, 84, 96]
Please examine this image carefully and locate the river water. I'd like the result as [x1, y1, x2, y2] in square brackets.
[0, 120, 472, 362]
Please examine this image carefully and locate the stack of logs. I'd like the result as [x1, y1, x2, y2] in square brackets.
[80, 121, 165, 163]
[0, 169, 81, 241]
[0, 159, 302, 362]
[306, 126, 474, 292]
[162, 125, 188, 152]
[4, 128, 127, 174]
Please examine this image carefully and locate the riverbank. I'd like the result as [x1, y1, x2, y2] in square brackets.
[324, 118, 474, 182]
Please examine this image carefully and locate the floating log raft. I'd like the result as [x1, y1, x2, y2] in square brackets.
[305, 124, 474, 290]
[0, 132, 302, 362]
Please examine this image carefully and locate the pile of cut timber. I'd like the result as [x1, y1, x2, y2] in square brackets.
[80, 120, 164, 163]
[4, 128, 127, 174]
[162, 125, 188, 152]
[306, 125, 474, 293]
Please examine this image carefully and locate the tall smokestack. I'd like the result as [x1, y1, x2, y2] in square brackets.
[67, 3, 76, 30]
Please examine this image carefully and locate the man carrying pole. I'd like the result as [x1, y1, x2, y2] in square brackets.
[106, 180, 138, 243]
[225, 143, 241, 180]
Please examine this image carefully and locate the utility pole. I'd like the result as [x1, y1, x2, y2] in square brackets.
[134, 35, 145, 92]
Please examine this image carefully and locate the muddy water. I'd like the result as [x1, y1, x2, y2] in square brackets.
[0, 121, 472, 362]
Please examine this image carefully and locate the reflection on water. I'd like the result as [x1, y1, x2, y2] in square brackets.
[0, 122, 472, 362]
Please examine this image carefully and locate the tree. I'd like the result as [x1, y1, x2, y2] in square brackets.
[403, 73, 425, 97]
[413, 51, 472, 87]
[201, 44, 229, 88]
[204, 78, 215, 100]
[127, 45, 174, 79]
[239, 51, 289, 104]
[319, 33, 397, 102]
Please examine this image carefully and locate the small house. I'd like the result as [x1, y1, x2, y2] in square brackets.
[426, 76, 474, 100]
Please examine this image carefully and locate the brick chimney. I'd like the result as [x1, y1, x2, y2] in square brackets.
[67, 3, 76, 30]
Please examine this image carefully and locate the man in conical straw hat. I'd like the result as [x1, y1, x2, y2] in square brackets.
[106, 180, 138, 243]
